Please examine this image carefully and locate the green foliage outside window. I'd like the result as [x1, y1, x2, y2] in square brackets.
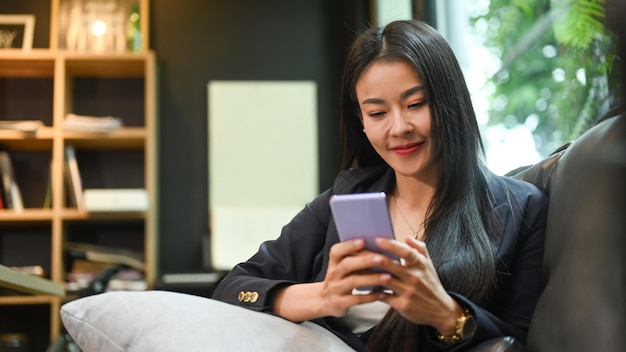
[471, 0, 619, 156]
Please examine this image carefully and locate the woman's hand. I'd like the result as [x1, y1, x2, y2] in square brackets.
[374, 236, 463, 335]
[273, 239, 390, 322]
[321, 239, 392, 316]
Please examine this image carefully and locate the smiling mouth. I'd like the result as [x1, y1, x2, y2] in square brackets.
[391, 142, 423, 155]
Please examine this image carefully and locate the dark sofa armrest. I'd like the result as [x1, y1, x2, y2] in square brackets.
[466, 337, 524, 352]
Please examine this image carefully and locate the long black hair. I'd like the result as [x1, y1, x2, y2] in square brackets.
[338, 20, 500, 351]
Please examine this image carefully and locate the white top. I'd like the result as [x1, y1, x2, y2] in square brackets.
[334, 289, 390, 335]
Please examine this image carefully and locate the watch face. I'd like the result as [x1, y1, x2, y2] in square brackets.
[462, 314, 478, 338]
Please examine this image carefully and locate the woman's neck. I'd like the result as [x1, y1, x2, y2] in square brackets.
[390, 173, 437, 241]
[393, 173, 436, 210]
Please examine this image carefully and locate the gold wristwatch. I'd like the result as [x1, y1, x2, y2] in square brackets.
[437, 309, 477, 344]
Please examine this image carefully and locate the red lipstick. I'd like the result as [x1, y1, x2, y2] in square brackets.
[391, 142, 423, 156]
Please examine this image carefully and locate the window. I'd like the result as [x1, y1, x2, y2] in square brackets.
[436, 0, 616, 174]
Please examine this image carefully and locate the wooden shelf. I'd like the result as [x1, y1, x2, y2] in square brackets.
[64, 127, 147, 149]
[0, 209, 54, 222]
[0, 128, 55, 150]
[0, 209, 146, 221]
[60, 209, 146, 220]
[0, 127, 146, 150]
[0, 49, 56, 77]
[0, 48, 157, 345]
[65, 53, 149, 77]
[0, 295, 59, 305]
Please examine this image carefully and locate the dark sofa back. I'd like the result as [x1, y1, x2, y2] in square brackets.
[513, 109, 626, 351]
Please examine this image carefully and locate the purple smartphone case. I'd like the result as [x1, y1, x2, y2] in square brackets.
[329, 192, 399, 261]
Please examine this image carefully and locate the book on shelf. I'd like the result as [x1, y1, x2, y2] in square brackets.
[65, 243, 147, 293]
[0, 264, 65, 297]
[0, 151, 15, 209]
[65, 258, 110, 291]
[106, 268, 147, 292]
[65, 242, 145, 272]
[65, 259, 146, 293]
[43, 161, 52, 209]
[0, 120, 44, 132]
[0, 151, 24, 211]
[10, 265, 46, 277]
[66, 267, 146, 293]
[64, 113, 123, 133]
[83, 188, 148, 211]
[10, 182, 24, 210]
[64, 145, 85, 211]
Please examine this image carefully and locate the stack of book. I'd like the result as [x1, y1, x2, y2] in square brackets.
[0, 120, 44, 132]
[64, 242, 146, 293]
[64, 113, 122, 133]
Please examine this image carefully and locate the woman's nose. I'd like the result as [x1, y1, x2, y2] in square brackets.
[389, 111, 414, 136]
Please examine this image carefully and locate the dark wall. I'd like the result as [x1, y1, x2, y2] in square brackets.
[152, 0, 370, 274]
[0, 0, 371, 275]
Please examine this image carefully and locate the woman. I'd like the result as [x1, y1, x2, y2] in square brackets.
[212, 20, 548, 351]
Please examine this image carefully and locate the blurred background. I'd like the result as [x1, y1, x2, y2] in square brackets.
[1, 0, 619, 280]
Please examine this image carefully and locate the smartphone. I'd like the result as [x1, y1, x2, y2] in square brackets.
[329, 192, 399, 262]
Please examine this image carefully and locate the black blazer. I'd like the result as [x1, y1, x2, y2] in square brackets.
[212, 165, 548, 351]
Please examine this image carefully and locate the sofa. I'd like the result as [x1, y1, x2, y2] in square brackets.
[59, 109, 625, 351]
[520, 107, 625, 351]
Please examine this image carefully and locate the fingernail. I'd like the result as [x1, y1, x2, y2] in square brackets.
[373, 255, 383, 263]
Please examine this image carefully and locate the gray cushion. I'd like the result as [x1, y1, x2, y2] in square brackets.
[60, 290, 355, 352]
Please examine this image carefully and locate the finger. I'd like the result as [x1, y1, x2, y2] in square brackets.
[322, 281, 385, 317]
[326, 263, 392, 294]
[404, 249, 420, 266]
[375, 237, 410, 258]
[345, 271, 393, 293]
[339, 289, 387, 310]
[328, 249, 390, 288]
[361, 253, 412, 282]
[340, 250, 388, 273]
[375, 237, 421, 265]
[329, 239, 365, 262]
[406, 237, 430, 259]
[376, 238, 420, 266]
[326, 240, 366, 283]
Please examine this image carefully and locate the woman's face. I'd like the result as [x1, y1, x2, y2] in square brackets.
[355, 60, 437, 180]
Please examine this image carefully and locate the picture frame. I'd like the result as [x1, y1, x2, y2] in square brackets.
[50, 0, 149, 53]
[0, 15, 35, 50]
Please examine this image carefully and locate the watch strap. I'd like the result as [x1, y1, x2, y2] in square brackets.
[436, 309, 473, 344]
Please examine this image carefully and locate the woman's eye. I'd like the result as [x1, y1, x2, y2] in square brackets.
[408, 101, 426, 109]
[369, 111, 386, 118]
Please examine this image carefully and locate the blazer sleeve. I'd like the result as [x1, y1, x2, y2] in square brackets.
[211, 189, 334, 312]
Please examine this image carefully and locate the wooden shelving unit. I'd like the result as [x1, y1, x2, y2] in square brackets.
[0, 48, 157, 348]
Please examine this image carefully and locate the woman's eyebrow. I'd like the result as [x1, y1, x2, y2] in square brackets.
[401, 85, 425, 100]
[361, 85, 425, 105]
[361, 97, 385, 105]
